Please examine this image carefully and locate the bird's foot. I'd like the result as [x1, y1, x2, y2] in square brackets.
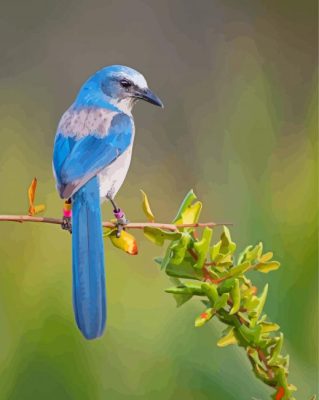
[106, 195, 129, 238]
[61, 199, 72, 234]
[62, 216, 72, 234]
[113, 208, 129, 238]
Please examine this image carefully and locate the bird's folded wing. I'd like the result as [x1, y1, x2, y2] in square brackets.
[53, 112, 133, 198]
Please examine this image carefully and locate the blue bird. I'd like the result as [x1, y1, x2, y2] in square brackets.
[53, 65, 163, 340]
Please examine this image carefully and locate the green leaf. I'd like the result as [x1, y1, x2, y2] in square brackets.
[255, 284, 268, 320]
[160, 241, 175, 270]
[217, 258, 233, 268]
[222, 225, 232, 244]
[169, 234, 192, 265]
[237, 245, 253, 264]
[218, 278, 236, 294]
[256, 242, 263, 259]
[238, 324, 262, 345]
[140, 189, 155, 222]
[268, 333, 284, 366]
[237, 311, 251, 324]
[193, 227, 213, 269]
[195, 308, 215, 327]
[201, 283, 219, 303]
[166, 253, 203, 280]
[103, 227, 116, 237]
[220, 226, 237, 255]
[244, 295, 260, 312]
[278, 355, 290, 372]
[160, 234, 191, 269]
[172, 189, 197, 223]
[166, 279, 192, 307]
[210, 227, 236, 265]
[144, 228, 164, 246]
[273, 365, 297, 396]
[258, 314, 268, 323]
[246, 242, 263, 263]
[165, 282, 205, 296]
[173, 293, 193, 307]
[255, 364, 272, 384]
[227, 261, 251, 278]
[217, 327, 238, 347]
[210, 241, 221, 261]
[202, 283, 229, 309]
[168, 277, 182, 286]
[204, 267, 220, 280]
[247, 347, 265, 369]
[143, 226, 182, 246]
[229, 279, 241, 315]
[214, 293, 230, 310]
[255, 261, 281, 273]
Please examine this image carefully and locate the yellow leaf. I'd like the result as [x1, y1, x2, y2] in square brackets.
[194, 308, 215, 327]
[109, 230, 138, 255]
[217, 327, 238, 347]
[175, 201, 202, 225]
[28, 177, 37, 215]
[140, 189, 155, 222]
[256, 261, 280, 273]
[260, 252, 273, 263]
[260, 322, 280, 333]
[103, 227, 116, 237]
[28, 178, 45, 215]
[33, 204, 46, 215]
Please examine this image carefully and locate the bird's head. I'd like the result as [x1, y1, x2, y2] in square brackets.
[79, 65, 163, 113]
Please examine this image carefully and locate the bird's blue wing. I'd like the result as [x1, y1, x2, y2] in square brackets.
[53, 112, 133, 198]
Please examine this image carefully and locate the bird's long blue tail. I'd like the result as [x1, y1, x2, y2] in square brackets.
[72, 176, 106, 340]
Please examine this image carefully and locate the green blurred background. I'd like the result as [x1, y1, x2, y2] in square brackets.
[0, 1, 317, 399]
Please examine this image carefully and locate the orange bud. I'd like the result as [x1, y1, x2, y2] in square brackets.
[275, 387, 285, 400]
[251, 286, 258, 295]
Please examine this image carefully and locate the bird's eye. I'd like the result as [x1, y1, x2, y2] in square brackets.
[120, 79, 132, 88]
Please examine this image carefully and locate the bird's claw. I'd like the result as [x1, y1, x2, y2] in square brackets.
[62, 216, 72, 234]
[113, 208, 129, 238]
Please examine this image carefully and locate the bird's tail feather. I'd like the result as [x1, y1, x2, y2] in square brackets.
[72, 177, 106, 340]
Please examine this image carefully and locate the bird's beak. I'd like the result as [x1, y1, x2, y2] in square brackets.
[134, 88, 164, 108]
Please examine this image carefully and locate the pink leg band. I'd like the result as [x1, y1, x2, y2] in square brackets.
[63, 209, 72, 218]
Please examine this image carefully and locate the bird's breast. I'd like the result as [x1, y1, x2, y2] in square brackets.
[98, 145, 133, 200]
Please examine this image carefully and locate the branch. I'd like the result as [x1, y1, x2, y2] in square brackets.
[2, 184, 297, 399]
[0, 215, 232, 231]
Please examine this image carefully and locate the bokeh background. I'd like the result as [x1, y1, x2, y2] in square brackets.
[0, 1, 317, 399]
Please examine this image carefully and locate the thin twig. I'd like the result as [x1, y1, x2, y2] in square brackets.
[0, 215, 232, 231]
[257, 349, 275, 382]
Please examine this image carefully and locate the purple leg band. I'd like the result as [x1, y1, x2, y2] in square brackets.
[114, 209, 124, 219]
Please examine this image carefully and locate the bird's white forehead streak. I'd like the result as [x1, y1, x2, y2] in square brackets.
[116, 71, 148, 89]
[58, 108, 117, 139]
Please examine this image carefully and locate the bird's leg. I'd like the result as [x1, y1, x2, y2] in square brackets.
[106, 195, 129, 238]
[61, 198, 72, 234]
